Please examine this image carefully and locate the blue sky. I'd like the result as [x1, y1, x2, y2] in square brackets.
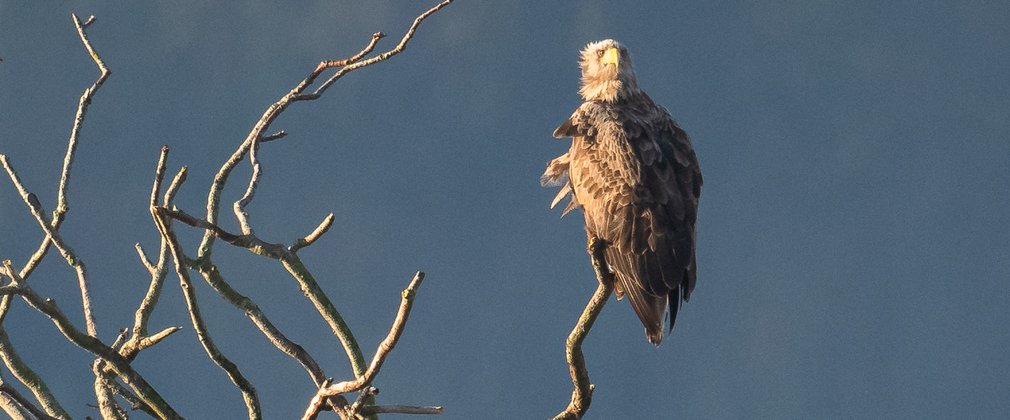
[1, 1, 1009, 418]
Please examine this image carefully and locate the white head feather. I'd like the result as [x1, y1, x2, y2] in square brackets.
[578, 39, 640, 102]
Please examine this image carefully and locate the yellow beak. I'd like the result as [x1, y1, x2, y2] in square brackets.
[601, 47, 619, 66]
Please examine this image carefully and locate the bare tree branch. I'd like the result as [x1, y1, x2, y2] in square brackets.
[553, 238, 614, 420]
[91, 368, 127, 420]
[6, 13, 113, 286]
[0, 12, 110, 340]
[0, 326, 69, 419]
[3, 3, 453, 418]
[279, 254, 368, 376]
[302, 272, 429, 420]
[305, 0, 455, 98]
[191, 260, 329, 381]
[0, 156, 98, 338]
[233, 136, 262, 235]
[183, 12, 455, 409]
[108, 379, 160, 418]
[160, 207, 372, 386]
[0, 369, 59, 420]
[0, 285, 180, 418]
[144, 147, 336, 406]
[0, 262, 68, 420]
[153, 207, 262, 419]
[130, 148, 185, 340]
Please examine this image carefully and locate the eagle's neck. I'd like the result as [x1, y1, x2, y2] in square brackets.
[579, 77, 641, 103]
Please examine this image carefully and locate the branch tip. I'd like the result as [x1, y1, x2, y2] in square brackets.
[260, 131, 287, 143]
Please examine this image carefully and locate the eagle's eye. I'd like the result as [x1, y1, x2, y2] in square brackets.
[596, 49, 605, 58]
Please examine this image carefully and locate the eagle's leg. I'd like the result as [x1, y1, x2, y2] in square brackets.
[586, 236, 613, 286]
[586, 233, 620, 298]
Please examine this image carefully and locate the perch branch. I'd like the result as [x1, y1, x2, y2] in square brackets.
[553, 238, 614, 420]
[302, 272, 428, 420]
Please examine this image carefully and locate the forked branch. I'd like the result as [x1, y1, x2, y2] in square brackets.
[302, 272, 430, 420]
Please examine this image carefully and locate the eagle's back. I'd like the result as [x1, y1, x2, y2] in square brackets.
[547, 94, 702, 344]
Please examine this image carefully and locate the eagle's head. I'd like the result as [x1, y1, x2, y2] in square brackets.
[578, 39, 640, 103]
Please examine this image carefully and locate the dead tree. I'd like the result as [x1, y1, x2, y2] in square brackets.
[0, 2, 452, 419]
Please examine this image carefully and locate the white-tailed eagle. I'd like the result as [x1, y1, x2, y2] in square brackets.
[543, 39, 703, 345]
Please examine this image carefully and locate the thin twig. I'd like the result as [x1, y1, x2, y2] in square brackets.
[361, 405, 444, 416]
[109, 379, 159, 418]
[306, 0, 455, 98]
[348, 387, 378, 416]
[199, 0, 452, 258]
[293, 32, 385, 101]
[302, 272, 427, 420]
[233, 136, 261, 235]
[553, 238, 614, 420]
[259, 130, 287, 143]
[290, 213, 335, 252]
[90, 152, 184, 410]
